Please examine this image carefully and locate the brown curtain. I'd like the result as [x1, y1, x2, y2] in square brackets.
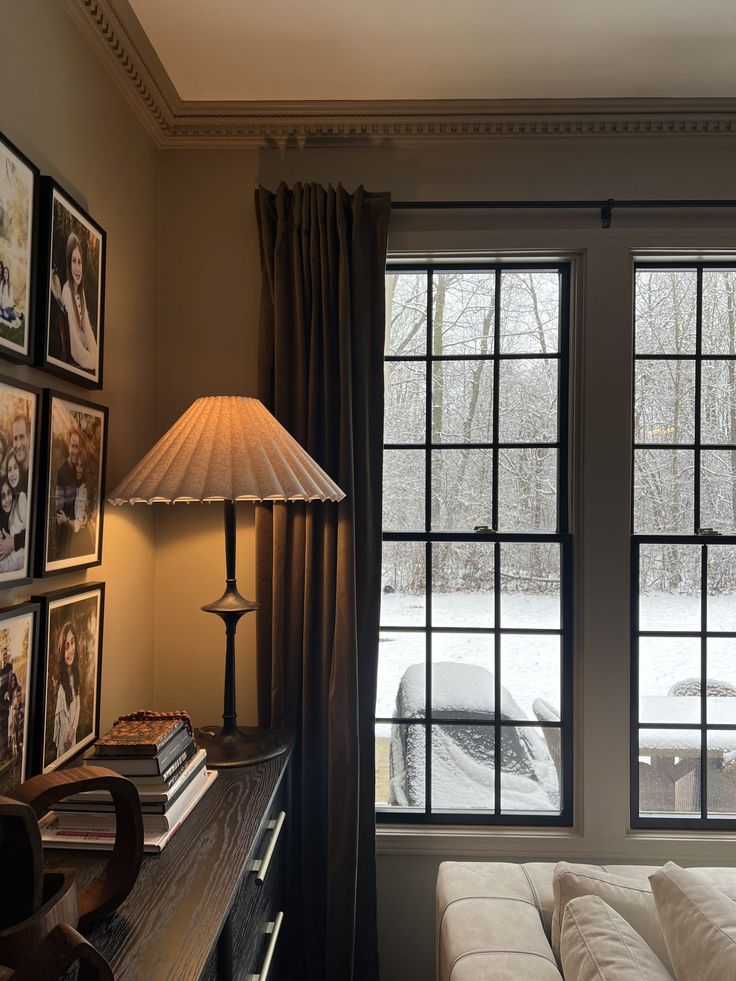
[254, 182, 390, 981]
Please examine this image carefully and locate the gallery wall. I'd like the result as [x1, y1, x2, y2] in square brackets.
[1, 0, 159, 730]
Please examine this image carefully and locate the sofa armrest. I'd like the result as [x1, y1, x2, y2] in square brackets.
[437, 862, 563, 981]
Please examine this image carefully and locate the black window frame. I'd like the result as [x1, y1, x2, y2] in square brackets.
[377, 261, 574, 827]
[631, 260, 736, 831]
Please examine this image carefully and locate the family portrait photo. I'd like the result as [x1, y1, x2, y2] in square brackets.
[43, 182, 104, 387]
[38, 584, 103, 773]
[0, 132, 38, 363]
[0, 377, 39, 587]
[42, 392, 107, 575]
[0, 604, 37, 794]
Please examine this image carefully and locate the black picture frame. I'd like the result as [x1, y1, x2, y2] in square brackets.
[0, 374, 42, 589]
[0, 601, 40, 793]
[31, 581, 105, 775]
[36, 178, 105, 388]
[0, 131, 39, 365]
[36, 390, 108, 577]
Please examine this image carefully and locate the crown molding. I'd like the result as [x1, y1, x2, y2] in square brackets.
[62, 0, 736, 148]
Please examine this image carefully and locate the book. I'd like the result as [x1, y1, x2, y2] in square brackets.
[93, 718, 186, 757]
[40, 769, 218, 854]
[53, 749, 207, 813]
[56, 766, 208, 833]
[83, 728, 193, 775]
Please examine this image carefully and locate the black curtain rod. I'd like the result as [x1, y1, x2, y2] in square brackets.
[391, 198, 736, 229]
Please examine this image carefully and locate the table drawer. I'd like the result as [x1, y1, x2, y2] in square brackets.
[230, 802, 287, 979]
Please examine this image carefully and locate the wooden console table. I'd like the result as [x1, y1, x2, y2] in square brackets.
[43, 750, 292, 980]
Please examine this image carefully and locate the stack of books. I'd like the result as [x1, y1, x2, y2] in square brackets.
[41, 716, 217, 853]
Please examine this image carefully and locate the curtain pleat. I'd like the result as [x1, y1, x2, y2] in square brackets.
[254, 182, 390, 981]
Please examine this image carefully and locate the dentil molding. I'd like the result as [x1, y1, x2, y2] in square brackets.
[61, 0, 736, 148]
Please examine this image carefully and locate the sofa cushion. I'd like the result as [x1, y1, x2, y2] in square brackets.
[552, 863, 673, 973]
[560, 895, 674, 981]
[650, 862, 736, 981]
[437, 862, 563, 981]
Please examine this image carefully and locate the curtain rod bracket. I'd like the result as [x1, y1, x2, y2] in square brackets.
[601, 199, 614, 229]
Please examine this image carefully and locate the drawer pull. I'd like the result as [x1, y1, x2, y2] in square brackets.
[251, 810, 286, 884]
[248, 911, 284, 981]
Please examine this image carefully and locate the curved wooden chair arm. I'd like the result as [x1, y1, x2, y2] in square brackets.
[0, 796, 44, 927]
[8, 766, 144, 928]
[6, 922, 112, 981]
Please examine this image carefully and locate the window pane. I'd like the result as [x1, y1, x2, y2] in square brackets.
[701, 450, 736, 533]
[384, 360, 426, 443]
[431, 725, 494, 811]
[500, 634, 560, 721]
[708, 545, 736, 631]
[707, 729, 736, 816]
[635, 269, 697, 355]
[498, 447, 557, 532]
[639, 729, 701, 817]
[498, 358, 558, 443]
[702, 270, 736, 355]
[701, 360, 736, 445]
[431, 542, 494, 628]
[639, 544, 701, 632]
[639, 637, 701, 723]
[500, 271, 559, 353]
[431, 637, 494, 715]
[707, 640, 736, 725]
[377, 632, 425, 720]
[383, 449, 425, 532]
[500, 542, 560, 629]
[633, 449, 694, 533]
[432, 360, 493, 444]
[381, 722, 426, 808]
[380, 542, 425, 627]
[385, 272, 426, 356]
[500, 726, 560, 814]
[634, 360, 695, 444]
[432, 272, 494, 356]
[431, 449, 492, 531]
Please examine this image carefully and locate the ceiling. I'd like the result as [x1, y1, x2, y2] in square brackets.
[127, 0, 736, 102]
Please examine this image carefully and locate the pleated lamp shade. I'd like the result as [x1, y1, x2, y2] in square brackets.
[109, 396, 345, 505]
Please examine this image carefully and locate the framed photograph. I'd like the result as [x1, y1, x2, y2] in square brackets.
[0, 602, 39, 793]
[0, 376, 41, 588]
[37, 391, 108, 576]
[37, 179, 105, 388]
[32, 582, 104, 774]
[0, 132, 39, 364]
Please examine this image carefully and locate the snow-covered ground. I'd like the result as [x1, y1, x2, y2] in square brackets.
[376, 590, 736, 809]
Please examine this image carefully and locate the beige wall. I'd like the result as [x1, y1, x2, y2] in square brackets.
[1, 0, 159, 729]
[154, 150, 262, 725]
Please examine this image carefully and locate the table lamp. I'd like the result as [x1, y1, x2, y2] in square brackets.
[109, 396, 345, 767]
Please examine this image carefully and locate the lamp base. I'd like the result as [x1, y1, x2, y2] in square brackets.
[195, 724, 291, 768]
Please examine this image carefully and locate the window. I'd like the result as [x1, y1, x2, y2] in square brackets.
[376, 263, 572, 825]
[632, 263, 736, 829]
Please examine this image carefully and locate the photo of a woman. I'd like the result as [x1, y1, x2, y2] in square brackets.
[42, 181, 104, 387]
[53, 621, 80, 759]
[38, 584, 104, 773]
[0, 451, 26, 573]
[0, 265, 18, 326]
[61, 233, 98, 372]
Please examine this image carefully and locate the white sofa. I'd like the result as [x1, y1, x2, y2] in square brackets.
[436, 861, 736, 981]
